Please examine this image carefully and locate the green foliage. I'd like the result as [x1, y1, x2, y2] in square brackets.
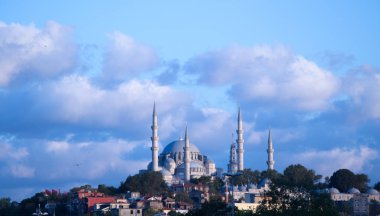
[186, 198, 232, 216]
[0, 198, 11, 209]
[70, 184, 93, 192]
[247, 165, 336, 216]
[97, 184, 118, 195]
[175, 192, 193, 204]
[234, 169, 261, 185]
[190, 176, 223, 196]
[255, 184, 338, 216]
[119, 171, 170, 196]
[278, 164, 321, 190]
[168, 210, 183, 216]
[260, 169, 281, 183]
[375, 181, 380, 191]
[329, 169, 369, 192]
[144, 208, 158, 216]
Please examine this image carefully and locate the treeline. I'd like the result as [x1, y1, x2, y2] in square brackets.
[1, 165, 380, 216]
[188, 165, 380, 216]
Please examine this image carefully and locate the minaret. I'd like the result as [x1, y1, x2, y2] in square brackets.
[267, 129, 275, 170]
[184, 125, 191, 182]
[228, 134, 238, 173]
[150, 102, 159, 171]
[236, 107, 244, 171]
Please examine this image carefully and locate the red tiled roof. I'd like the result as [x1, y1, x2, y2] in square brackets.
[86, 197, 115, 212]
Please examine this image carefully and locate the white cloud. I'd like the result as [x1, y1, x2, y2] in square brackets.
[345, 66, 380, 120]
[10, 164, 35, 178]
[189, 108, 231, 140]
[0, 21, 77, 86]
[186, 45, 340, 111]
[46, 140, 70, 153]
[38, 138, 143, 179]
[102, 32, 159, 83]
[296, 146, 378, 176]
[0, 142, 29, 160]
[39, 74, 190, 130]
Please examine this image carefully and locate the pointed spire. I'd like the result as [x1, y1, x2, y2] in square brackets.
[267, 129, 275, 171]
[238, 107, 242, 129]
[184, 123, 190, 182]
[151, 102, 159, 171]
[268, 129, 272, 145]
[236, 107, 244, 171]
[185, 123, 188, 143]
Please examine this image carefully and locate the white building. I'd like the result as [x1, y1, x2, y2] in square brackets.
[148, 105, 244, 185]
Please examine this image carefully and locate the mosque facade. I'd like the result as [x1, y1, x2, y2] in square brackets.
[147, 104, 275, 185]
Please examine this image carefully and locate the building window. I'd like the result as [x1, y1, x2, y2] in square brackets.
[131, 210, 134, 214]
[137, 210, 141, 213]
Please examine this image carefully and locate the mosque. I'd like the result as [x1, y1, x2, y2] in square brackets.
[146, 103, 275, 185]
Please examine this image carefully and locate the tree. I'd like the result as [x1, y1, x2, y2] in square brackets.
[174, 192, 193, 203]
[329, 169, 355, 192]
[97, 184, 118, 195]
[234, 169, 261, 186]
[375, 181, 380, 191]
[279, 164, 321, 189]
[187, 198, 232, 216]
[329, 169, 369, 193]
[255, 184, 339, 216]
[119, 171, 169, 196]
[354, 173, 369, 192]
[0, 198, 11, 209]
[190, 176, 223, 196]
[260, 169, 281, 183]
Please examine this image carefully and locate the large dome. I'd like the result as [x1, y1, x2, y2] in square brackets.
[162, 139, 200, 154]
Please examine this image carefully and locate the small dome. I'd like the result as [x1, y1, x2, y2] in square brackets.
[328, 188, 340, 194]
[258, 178, 271, 188]
[367, 188, 379, 195]
[233, 186, 239, 191]
[162, 140, 200, 154]
[347, 187, 360, 194]
[248, 183, 257, 189]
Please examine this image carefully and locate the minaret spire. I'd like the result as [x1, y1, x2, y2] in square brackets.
[184, 124, 191, 181]
[150, 102, 159, 171]
[236, 107, 244, 171]
[267, 129, 275, 171]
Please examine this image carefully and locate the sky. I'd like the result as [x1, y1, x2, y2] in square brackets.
[0, 0, 379, 201]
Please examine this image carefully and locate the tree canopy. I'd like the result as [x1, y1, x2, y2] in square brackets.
[273, 164, 321, 190]
[255, 177, 338, 216]
[329, 169, 369, 192]
[375, 181, 380, 191]
[119, 171, 170, 196]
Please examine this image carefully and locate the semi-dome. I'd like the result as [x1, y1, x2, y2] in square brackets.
[162, 139, 200, 154]
[347, 187, 360, 194]
[328, 188, 340, 194]
[367, 188, 379, 195]
[258, 178, 272, 188]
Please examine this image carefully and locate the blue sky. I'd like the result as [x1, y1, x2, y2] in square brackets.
[0, 0, 379, 201]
